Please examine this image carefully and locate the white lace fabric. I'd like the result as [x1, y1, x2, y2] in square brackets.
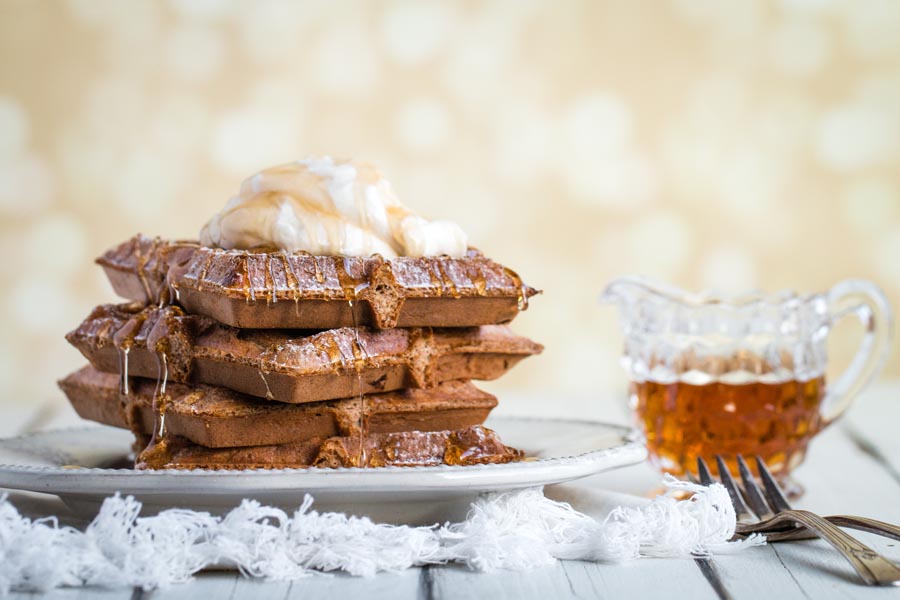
[0, 475, 763, 593]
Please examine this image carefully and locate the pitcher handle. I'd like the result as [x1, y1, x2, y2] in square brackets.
[821, 279, 894, 424]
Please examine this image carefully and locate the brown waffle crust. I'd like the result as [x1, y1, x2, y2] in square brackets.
[97, 235, 540, 329]
[60, 366, 498, 448]
[134, 425, 522, 470]
[66, 304, 543, 404]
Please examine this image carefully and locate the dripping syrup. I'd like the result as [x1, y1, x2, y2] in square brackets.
[242, 250, 256, 305]
[116, 343, 141, 435]
[265, 252, 277, 305]
[134, 237, 157, 303]
[118, 346, 130, 396]
[133, 352, 171, 468]
[436, 258, 459, 298]
[112, 311, 147, 439]
[470, 267, 487, 296]
[311, 255, 325, 285]
[157, 277, 173, 308]
[152, 350, 169, 439]
[134, 308, 179, 469]
[348, 299, 368, 467]
[503, 267, 529, 311]
[334, 257, 360, 302]
[426, 262, 443, 296]
[196, 250, 214, 293]
[258, 369, 275, 400]
[281, 252, 301, 317]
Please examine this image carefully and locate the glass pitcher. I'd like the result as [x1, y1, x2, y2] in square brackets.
[601, 276, 893, 487]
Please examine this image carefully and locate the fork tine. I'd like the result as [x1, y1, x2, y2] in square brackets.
[697, 457, 714, 486]
[714, 455, 756, 521]
[736, 455, 776, 520]
[755, 455, 792, 512]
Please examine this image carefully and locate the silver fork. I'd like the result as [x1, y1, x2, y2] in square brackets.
[698, 456, 900, 542]
[697, 455, 900, 586]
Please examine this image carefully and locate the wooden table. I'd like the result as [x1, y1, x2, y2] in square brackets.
[2, 383, 899, 599]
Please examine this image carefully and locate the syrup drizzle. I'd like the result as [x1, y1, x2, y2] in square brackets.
[282, 252, 302, 317]
[196, 250, 214, 292]
[256, 341, 282, 401]
[334, 257, 359, 301]
[153, 350, 169, 439]
[470, 265, 487, 296]
[113, 311, 148, 436]
[129, 307, 181, 469]
[116, 344, 140, 434]
[123, 240, 166, 465]
[427, 262, 443, 296]
[134, 237, 155, 302]
[309, 331, 345, 374]
[348, 299, 368, 467]
[266, 252, 277, 304]
[118, 346, 130, 396]
[142, 311, 173, 467]
[503, 267, 529, 311]
[436, 258, 459, 298]
[242, 251, 255, 304]
[311, 254, 325, 285]
[258, 369, 275, 400]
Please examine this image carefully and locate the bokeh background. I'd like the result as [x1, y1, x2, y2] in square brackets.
[1, 0, 899, 419]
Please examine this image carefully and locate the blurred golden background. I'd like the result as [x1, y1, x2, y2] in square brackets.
[1, 0, 898, 417]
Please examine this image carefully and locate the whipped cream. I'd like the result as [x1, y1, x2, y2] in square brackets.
[199, 157, 469, 258]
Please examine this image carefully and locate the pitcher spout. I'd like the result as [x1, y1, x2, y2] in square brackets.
[599, 275, 690, 308]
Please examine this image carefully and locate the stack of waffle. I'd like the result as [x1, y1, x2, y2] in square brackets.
[61, 235, 542, 469]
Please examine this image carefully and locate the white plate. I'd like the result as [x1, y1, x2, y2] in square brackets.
[0, 417, 646, 524]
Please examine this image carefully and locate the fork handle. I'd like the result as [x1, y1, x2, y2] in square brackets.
[750, 515, 900, 543]
[766, 510, 900, 586]
[828, 515, 900, 542]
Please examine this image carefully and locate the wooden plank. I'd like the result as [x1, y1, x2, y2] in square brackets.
[427, 558, 720, 600]
[148, 573, 239, 599]
[5, 568, 419, 599]
[429, 563, 577, 599]
[714, 535, 900, 599]
[561, 559, 720, 600]
[794, 429, 900, 520]
[277, 569, 421, 600]
[694, 558, 734, 600]
[706, 425, 900, 599]
[708, 545, 811, 600]
[144, 568, 422, 600]
[7, 586, 132, 600]
[844, 382, 900, 483]
[760, 424, 900, 598]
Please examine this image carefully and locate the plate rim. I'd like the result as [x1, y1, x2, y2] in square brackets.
[0, 416, 644, 478]
[0, 417, 647, 500]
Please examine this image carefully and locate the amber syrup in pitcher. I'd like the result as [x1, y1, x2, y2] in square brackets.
[632, 365, 826, 480]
